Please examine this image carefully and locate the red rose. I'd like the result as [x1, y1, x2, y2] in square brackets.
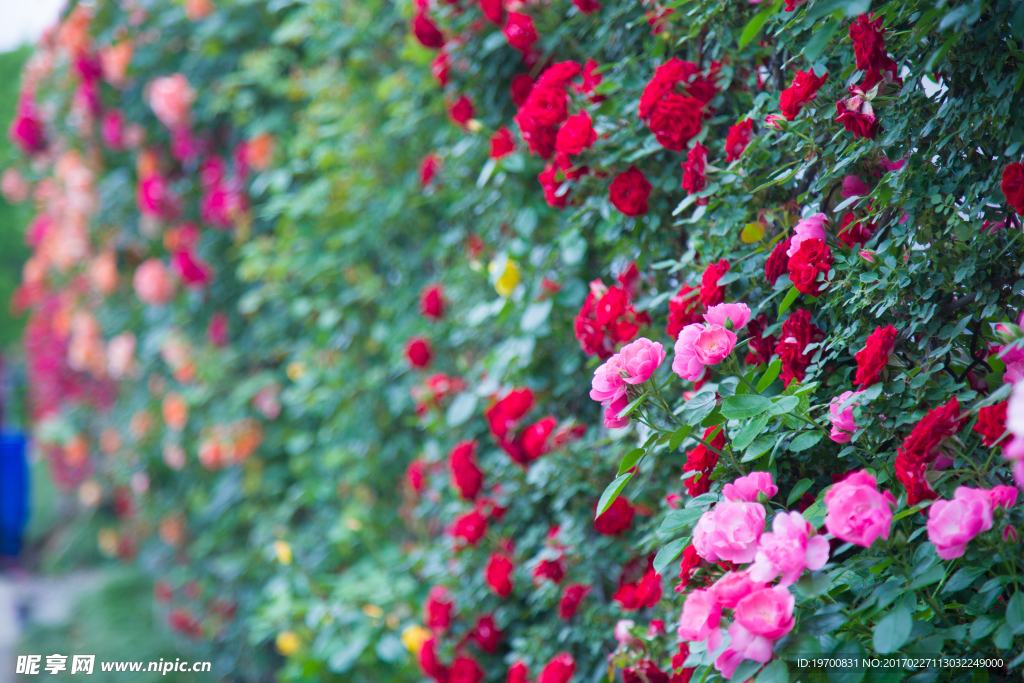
[510, 74, 535, 107]
[450, 657, 485, 683]
[849, 14, 896, 74]
[537, 61, 582, 87]
[624, 661, 670, 683]
[634, 569, 663, 608]
[779, 69, 828, 120]
[838, 212, 875, 247]
[485, 552, 514, 597]
[406, 458, 428, 494]
[448, 440, 484, 500]
[486, 387, 535, 440]
[775, 308, 824, 386]
[450, 509, 489, 545]
[424, 585, 453, 632]
[646, 95, 705, 152]
[418, 638, 449, 682]
[533, 557, 566, 584]
[683, 425, 725, 496]
[420, 283, 446, 319]
[745, 313, 777, 366]
[448, 95, 475, 127]
[787, 238, 833, 296]
[519, 85, 569, 127]
[555, 111, 596, 157]
[666, 284, 701, 340]
[674, 545, 701, 593]
[974, 401, 1008, 446]
[8, 97, 47, 156]
[558, 583, 591, 620]
[836, 95, 877, 139]
[538, 654, 576, 683]
[724, 118, 753, 162]
[508, 662, 530, 683]
[1002, 163, 1024, 214]
[405, 336, 433, 369]
[479, 0, 503, 24]
[432, 51, 451, 87]
[411, 12, 445, 49]
[594, 496, 636, 535]
[699, 259, 730, 307]
[471, 615, 502, 653]
[420, 154, 441, 187]
[520, 416, 556, 460]
[504, 12, 538, 54]
[575, 279, 650, 358]
[681, 143, 708, 197]
[609, 165, 652, 216]
[538, 163, 568, 209]
[638, 59, 714, 150]
[207, 312, 229, 347]
[490, 128, 516, 159]
[575, 58, 604, 101]
[515, 113, 556, 159]
[894, 450, 936, 506]
[898, 398, 963, 465]
[853, 324, 898, 389]
[573, 0, 601, 14]
[764, 238, 791, 286]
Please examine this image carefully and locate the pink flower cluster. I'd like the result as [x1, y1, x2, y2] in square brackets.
[590, 337, 665, 428]
[672, 302, 750, 381]
[927, 486, 1016, 559]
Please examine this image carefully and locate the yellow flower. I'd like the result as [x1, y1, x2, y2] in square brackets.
[275, 631, 301, 656]
[273, 540, 293, 565]
[286, 361, 306, 381]
[489, 258, 521, 298]
[400, 625, 431, 655]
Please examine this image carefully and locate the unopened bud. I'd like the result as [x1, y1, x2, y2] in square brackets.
[859, 249, 877, 263]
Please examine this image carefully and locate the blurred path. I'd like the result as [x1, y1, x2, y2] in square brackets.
[0, 571, 101, 682]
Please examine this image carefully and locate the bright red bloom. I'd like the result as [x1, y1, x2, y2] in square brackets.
[480, 0, 503, 23]
[508, 662, 530, 683]
[538, 654, 575, 683]
[419, 638, 450, 683]
[666, 284, 701, 341]
[558, 583, 591, 620]
[638, 59, 715, 151]
[765, 238, 792, 286]
[894, 451, 936, 506]
[504, 12, 538, 55]
[538, 163, 568, 209]
[486, 388, 535, 441]
[787, 238, 833, 296]
[8, 94, 47, 155]
[724, 119, 753, 162]
[683, 426, 725, 496]
[699, 259, 730, 307]
[849, 14, 896, 74]
[450, 509, 489, 545]
[420, 154, 441, 187]
[555, 111, 596, 157]
[448, 96, 475, 126]
[412, 373, 467, 416]
[406, 458, 428, 494]
[431, 51, 451, 87]
[536, 61, 582, 87]
[405, 336, 433, 369]
[490, 128, 516, 159]
[420, 283, 446, 319]
[510, 74, 535, 107]
[1002, 163, 1024, 215]
[575, 58, 604, 101]
[573, 0, 601, 14]
[674, 545, 702, 593]
[424, 585, 454, 632]
[624, 661, 670, 683]
[207, 312, 229, 347]
[836, 95, 878, 139]
[451, 657, 485, 683]
[614, 569, 662, 611]
[974, 401, 1008, 446]
[449, 440, 484, 500]
[574, 279, 651, 358]
[609, 166, 652, 216]
[485, 552, 514, 597]
[471, 615, 502, 653]
[838, 212, 876, 247]
[854, 324, 898, 389]
[779, 69, 828, 120]
[776, 309, 824, 386]
[520, 416, 557, 461]
[745, 313, 777, 366]
[594, 496, 636, 535]
[411, 12, 445, 49]
[519, 85, 568, 128]
[533, 557, 567, 584]
[897, 398, 963, 466]
[681, 143, 708, 198]
[171, 249, 214, 288]
[516, 114, 557, 159]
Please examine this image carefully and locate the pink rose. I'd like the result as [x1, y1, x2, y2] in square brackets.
[927, 487, 994, 560]
[171, 249, 213, 288]
[149, 74, 195, 130]
[989, 485, 1018, 509]
[824, 470, 895, 547]
[617, 338, 666, 384]
[841, 175, 870, 198]
[677, 589, 721, 643]
[107, 332, 137, 380]
[708, 571, 764, 609]
[1005, 382, 1024, 461]
[590, 356, 626, 403]
[828, 390, 861, 443]
[604, 393, 630, 429]
[614, 619, 635, 643]
[703, 302, 751, 331]
[715, 587, 795, 678]
[1005, 361, 1024, 385]
[749, 511, 830, 586]
[693, 500, 766, 564]
[672, 323, 737, 381]
[133, 259, 176, 305]
[787, 213, 828, 258]
[722, 472, 778, 502]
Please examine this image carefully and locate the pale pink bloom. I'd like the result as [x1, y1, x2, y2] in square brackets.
[859, 250, 876, 263]
[879, 156, 907, 172]
[764, 115, 785, 130]
[1, 168, 30, 203]
[749, 511, 830, 586]
[708, 571, 764, 609]
[1000, 342, 1024, 365]
[703, 303, 751, 331]
[617, 338, 666, 385]
[927, 487, 994, 560]
[841, 175, 870, 198]
[253, 384, 282, 419]
[722, 472, 778, 502]
[715, 587, 795, 679]
[828, 390, 860, 443]
[590, 356, 626, 403]
[1005, 360, 1024, 385]
[133, 258, 176, 305]
[107, 332, 137, 380]
[693, 500, 766, 564]
[614, 620, 635, 643]
[672, 324, 707, 380]
[677, 589, 721, 643]
[989, 485, 1018, 509]
[149, 74, 195, 130]
[603, 393, 630, 429]
[1004, 382, 1024, 462]
[824, 471, 894, 547]
[787, 213, 828, 257]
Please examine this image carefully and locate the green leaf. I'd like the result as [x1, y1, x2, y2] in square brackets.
[738, 1, 777, 49]
[787, 478, 813, 506]
[446, 392, 478, 427]
[731, 658, 764, 683]
[743, 434, 777, 463]
[873, 605, 912, 654]
[756, 659, 789, 683]
[1006, 591, 1024, 634]
[618, 391, 648, 419]
[788, 431, 823, 452]
[686, 492, 719, 508]
[906, 565, 945, 591]
[795, 571, 832, 599]
[659, 507, 704, 533]
[756, 359, 782, 392]
[943, 566, 987, 594]
[733, 413, 771, 451]
[653, 537, 688, 575]
[618, 448, 645, 476]
[778, 286, 800, 316]
[680, 391, 718, 426]
[669, 424, 693, 451]
[768, 395, 800, 415]
[802, 612, 846, 635]
[802, 19, 840, 63]
[596, 473, 631, 519]
[803, 499, 827, 528]
[721, 394, 774, 420]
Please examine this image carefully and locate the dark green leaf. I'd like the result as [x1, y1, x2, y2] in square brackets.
[873, 606, 912, 654]
[669, 424, 693, 451]
[721, 394, 774, 420]
[802, 612, 846, 635]
[733, 413, 771, 451]
[789, 431, 823, 452]
[1006, 591, 1024, 634]
[596, 473, 631, 519]
[787, 478, 814, 506]
[943, 567, 987, 594]
[778, 286, 800, 316]
[653, 537, 688, 575]
[756, 359, 782, 392]
[659, 507, 704, 533]
[756, 659, 789, 683]
[618, 448, 646, 476]
[738, 2, 777, 49]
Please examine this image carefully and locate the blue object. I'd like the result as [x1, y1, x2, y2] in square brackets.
[0, 431, 29, 557]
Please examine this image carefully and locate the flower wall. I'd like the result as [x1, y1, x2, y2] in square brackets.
[7, 0, 1024, 681]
